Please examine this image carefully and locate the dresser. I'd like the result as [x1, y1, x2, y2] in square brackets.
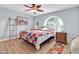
[56, 32, 67, 45]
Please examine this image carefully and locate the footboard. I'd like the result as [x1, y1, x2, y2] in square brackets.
[35, 34, 54, 49]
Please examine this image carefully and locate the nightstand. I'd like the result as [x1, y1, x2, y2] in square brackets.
[56, 32, 67, 45]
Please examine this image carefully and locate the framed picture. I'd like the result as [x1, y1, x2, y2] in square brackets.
[16, 16, 28, 25]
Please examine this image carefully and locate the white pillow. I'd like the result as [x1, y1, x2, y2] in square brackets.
[42, 27, 50, 30]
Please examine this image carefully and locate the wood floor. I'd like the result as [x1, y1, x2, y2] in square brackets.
[0, 39, 55, 54]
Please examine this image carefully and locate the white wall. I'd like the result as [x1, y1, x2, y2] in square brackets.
[77, 7, 79, 36]
[0, 7, 34, 40]
[34, 7, 79, 43]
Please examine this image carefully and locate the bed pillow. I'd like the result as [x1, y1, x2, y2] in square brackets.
[42, 27, 50, 31]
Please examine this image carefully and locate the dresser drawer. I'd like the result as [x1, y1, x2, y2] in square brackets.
[56, 36, 66, 40]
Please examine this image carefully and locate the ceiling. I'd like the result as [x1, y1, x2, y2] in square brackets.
[0, 4, 79, 16]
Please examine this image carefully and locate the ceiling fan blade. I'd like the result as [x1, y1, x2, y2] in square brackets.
[37, 5, 41, 8]
[25, 9, 31, 11]
[24, 5, 32, 8]
[37, 9, 44, 12]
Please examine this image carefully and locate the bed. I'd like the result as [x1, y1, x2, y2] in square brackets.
[19, 27, 55, 50]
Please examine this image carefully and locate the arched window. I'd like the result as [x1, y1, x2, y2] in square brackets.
[44, 16, 64, 32]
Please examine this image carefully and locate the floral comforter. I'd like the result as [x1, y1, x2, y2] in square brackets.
[19, 30, 54, 49]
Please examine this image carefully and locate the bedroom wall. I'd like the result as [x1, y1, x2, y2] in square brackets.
[78, 17, 79, 36]
[0, 6, 79, 42]
[77, 7, 79, 36]
[77, 7, 79, 37]
[34, 7, 78, 43]
[0, 7, 34, 40]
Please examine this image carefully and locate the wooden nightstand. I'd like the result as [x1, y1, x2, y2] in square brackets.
[56, 32, 67, 45]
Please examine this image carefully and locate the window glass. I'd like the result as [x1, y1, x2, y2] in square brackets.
[44, 16, 64, 32]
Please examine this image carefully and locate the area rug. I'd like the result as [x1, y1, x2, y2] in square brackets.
[47, 42, 65, 54]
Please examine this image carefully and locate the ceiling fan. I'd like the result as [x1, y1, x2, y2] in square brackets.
[24, 4, 44, 14]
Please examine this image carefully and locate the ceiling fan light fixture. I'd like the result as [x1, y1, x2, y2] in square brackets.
[32, 10, 37, 14]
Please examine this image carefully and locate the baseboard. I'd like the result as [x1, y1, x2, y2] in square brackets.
[0, 37, 17, 42]
[0, 39, 9, 41]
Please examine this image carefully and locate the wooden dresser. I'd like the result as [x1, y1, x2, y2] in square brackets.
[56, 32, 67, 45]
